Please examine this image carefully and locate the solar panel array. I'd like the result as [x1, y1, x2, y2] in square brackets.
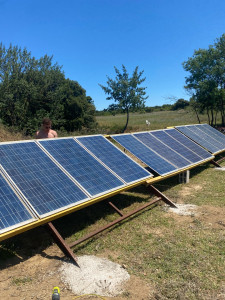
[111, 134, 177, 175]
[1, 125, 218, 237]
[76, 135, 152, 184]
[111, 129, 214, 175]
[134, 132, 191, 168]
[39, 138, 125, 197]
[175, 124, 225, 154]
[0, 136, 153, 235]
[0, 142, 89, 217]
[165, 129, 212, 160]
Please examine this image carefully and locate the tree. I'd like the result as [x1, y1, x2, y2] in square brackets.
[172, 98, 189, 110]
[183, 34, 225, 126]
[99, 65, 148, 132]
[0, 43, 96, 134]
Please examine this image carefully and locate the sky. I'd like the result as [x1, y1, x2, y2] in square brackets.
[1, 0, 225, 110]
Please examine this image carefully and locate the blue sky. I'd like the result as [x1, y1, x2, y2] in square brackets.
[1, 0, 225, 110]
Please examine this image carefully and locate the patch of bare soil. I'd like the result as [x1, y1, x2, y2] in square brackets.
[166, 203, 225, 229]
[178, 184, 203, 198]
[0, 244, 152, 300]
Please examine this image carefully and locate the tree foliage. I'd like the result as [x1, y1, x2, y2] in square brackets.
[0, 43, 96, 134]
[183, 34, 225, 126]
[172, 98, 189, 110]
[99, 65, 148, 132]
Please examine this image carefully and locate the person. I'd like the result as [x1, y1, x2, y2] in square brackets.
[35, 118, 58, 139]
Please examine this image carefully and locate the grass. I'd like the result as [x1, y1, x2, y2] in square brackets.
[95, 109, 210, 133]
[12, 276, 32, 286]
[64, 162, 225, 300]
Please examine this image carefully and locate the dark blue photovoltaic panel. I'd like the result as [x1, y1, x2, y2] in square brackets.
[76, 135, 152, 184]
[166, 129, 213, 160]
[111, 134, 176, 175]
[0, 173, 35, 233]
[39, 138, 124, 196]
[134, 132, 190, 169]
[176, 126, 220, 153]
[188, 125, 225, 150]
[150, 130, 203, 164]
[196, 124, 225, 147]
[0, 142, 88, 217]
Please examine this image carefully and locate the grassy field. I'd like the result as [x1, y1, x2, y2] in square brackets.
[0, 112, 225, 299]
[95, 109, 210, 133]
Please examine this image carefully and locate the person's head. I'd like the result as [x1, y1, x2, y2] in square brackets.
[42, 118, 52, 132]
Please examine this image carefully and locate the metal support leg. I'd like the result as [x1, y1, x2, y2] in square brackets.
[108, 201, 124, 216]
[45, 222, 79, 266]
[210, 160, 221, 168]
[147, 185, 177, 208]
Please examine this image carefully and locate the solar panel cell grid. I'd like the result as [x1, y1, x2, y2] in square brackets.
[151, 130, 203, 164]
[134, 132, 190, 168]
[188, 125, 224, 148]
[198, 125, 225, 147]
[111, 134, 176, 175]
[165, 129, 212, 159]
[176, 126, 220, 153]
[76, 135, 152, 184]
[0, 142, 88, 217]
[0, 174, 34, 232]
[39, 138, 125, 197]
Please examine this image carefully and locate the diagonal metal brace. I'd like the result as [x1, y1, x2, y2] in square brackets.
[210, 160, 221, 168]
[147, 185, 177, 208]
[45, 222, 79, 266]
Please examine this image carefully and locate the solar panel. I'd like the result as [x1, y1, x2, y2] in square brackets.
[0, 141, 89, 217]
[150, 130, 204, 164]
[76, 135, 152, 184]
[111, 134, 176, 176]
[196, 124, 225, 147]
[134, 132, 191, 169]
[188, 125, 225, 150]
[39, 138, 125, 197]
[175, 125, 221, 153]
[0, 171, 36, 234]
[165, 129, 213, 160]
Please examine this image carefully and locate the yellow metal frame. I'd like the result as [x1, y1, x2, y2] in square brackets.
[0, 156, 213, 243]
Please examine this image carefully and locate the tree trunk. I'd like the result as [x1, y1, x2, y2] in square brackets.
[210, 109, 214, 126]
[122, 107, 129, 133]
[207, 108, 210, 124]
[193, 106, 201, 124]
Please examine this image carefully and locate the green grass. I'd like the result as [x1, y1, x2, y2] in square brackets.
[12, 276, 32, 286]
[66, 162, 225, 300]
[96, 109, 210, 133]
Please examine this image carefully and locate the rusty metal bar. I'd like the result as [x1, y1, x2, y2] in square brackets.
[210, 160, 221, 168]
[147, 185, 177, 208]
[69, 197, 161, 248]
[216, 156, 225, 164]
[45, 222, 79, 266]
[108, 201, 124, 216]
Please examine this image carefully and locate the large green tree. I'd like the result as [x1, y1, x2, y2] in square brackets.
[0, 43, 96, 134]
[99, 65, 148, 132]
[183, 34, 225, 126]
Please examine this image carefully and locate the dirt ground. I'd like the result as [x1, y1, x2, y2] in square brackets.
[0, 204, 224, 300]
